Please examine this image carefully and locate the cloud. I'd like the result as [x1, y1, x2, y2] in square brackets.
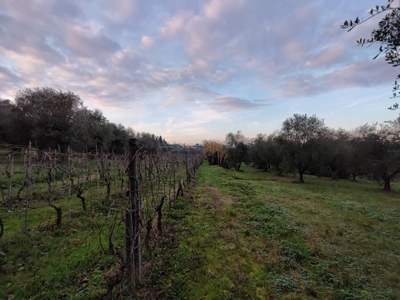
[49, 1, 83, 20]
[305, 42, 346, 69]
[274, 74, 327, 98]
[105, 0, 138, 22]
[64, 24, 121, 59]
[111, 48, 146, 73]
[283, 41, 307, 63]
[326, 59, 399, 88]
[0, 0, 396, 143]
[160, 84, 220, 107]
[181, 59, 210, 78]
[209, 96, 266, 112]
[203, 0, 245, 20]
[140, 36, 154, 49]
[273, 56, 399, 99]
[146, 68, 180, 88]
[0, 65, 17, 79]
[160, 10, 193, 38]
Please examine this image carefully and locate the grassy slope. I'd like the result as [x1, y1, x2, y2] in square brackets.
[149, 164, 400, 299]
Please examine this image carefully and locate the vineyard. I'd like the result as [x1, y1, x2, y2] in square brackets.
[0, 140, 203, 299]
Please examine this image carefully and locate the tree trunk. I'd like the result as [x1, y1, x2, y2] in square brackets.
[236, 162, 242, 171]
[0, 217, 3, 239]
[175, 181, 184, 199]
[144, 219, 152, 259]
[383, 176, 391, 191]
[351, 173, 357, 182]
[77, 189, 86, 211]
[299, 170, 305, 183]
[55, 206, 62, 226]
[328, 164, 338, 180]
[207, 153, 212, 165]
[105, 177, 111, 202]
[156, 197, 165, 232]
[49, 202, 62, 226]
[276, 163, 283, 176]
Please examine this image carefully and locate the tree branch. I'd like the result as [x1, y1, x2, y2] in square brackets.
[342, 5, 399, 32]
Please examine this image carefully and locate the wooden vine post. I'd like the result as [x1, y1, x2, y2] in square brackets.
[185, 148, 190, 183]
[6, 152, 14, 200]
[24, 141, 32, 235]
[126, 138, 141, 284]
[68, 146, 71, 221]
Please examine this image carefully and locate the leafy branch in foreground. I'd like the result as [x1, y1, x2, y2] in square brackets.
[342, 0, 400, 109]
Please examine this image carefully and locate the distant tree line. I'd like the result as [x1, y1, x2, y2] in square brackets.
[0, 87, 171, 154]
[204, 114, 400, 191]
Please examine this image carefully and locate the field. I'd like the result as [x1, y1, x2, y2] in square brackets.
[148, 164, 400, 299]
[1, 155, 400, 299]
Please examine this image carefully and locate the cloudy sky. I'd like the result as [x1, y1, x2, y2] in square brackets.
[1, 0, 399, 144]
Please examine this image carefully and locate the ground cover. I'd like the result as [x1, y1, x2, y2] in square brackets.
[2, 161, 399, 299]
[0, 196, 116, 300]
[0, 148, 199, 299]
[148, 164, 400, 299]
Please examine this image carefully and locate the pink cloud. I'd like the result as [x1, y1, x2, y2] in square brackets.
[203, 0, 245, 20]
[140, 36, 154, 49]
[105, 0, 138, 22]
[64, 24, 120, 59]
[283, 41, 307, 63]
[160, 10, 193, 38]
[209, 96, 266, 112]
[305, 43, 346, 69]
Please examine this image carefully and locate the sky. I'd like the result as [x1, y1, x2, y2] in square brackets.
[1, 0, 399, 144]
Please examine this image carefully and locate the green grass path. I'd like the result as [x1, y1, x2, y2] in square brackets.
[148, 164, 400, 299]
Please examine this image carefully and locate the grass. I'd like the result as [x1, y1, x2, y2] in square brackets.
[0, 191, 118, 299]
[145, 164, 400, 299]
[2, 161, 400, 299]
[0, 150, 193, 299]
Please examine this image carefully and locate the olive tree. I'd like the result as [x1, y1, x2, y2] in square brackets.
[0, 99, 17, 144]
[313, 129, 352, 180]
[14, 87, 83, 150]
[248, 134, 268, 170]
[281, 114, 326, 183]
[364, 123, 400, 191]
[225, 131, 249, 171]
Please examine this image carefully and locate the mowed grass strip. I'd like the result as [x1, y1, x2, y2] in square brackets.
[150, 164, 400, 299]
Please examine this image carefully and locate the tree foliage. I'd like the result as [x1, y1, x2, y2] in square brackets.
[0, 99, 16, 143]
[0, 87, 170, 154]
[248, 134, 267, 170]
[225, 131, 249, 171]
[281, 114, 326, 183]
[245, 116, 400, 190]
[360, 123, 400, 190]
[313, 129, 352, 180]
